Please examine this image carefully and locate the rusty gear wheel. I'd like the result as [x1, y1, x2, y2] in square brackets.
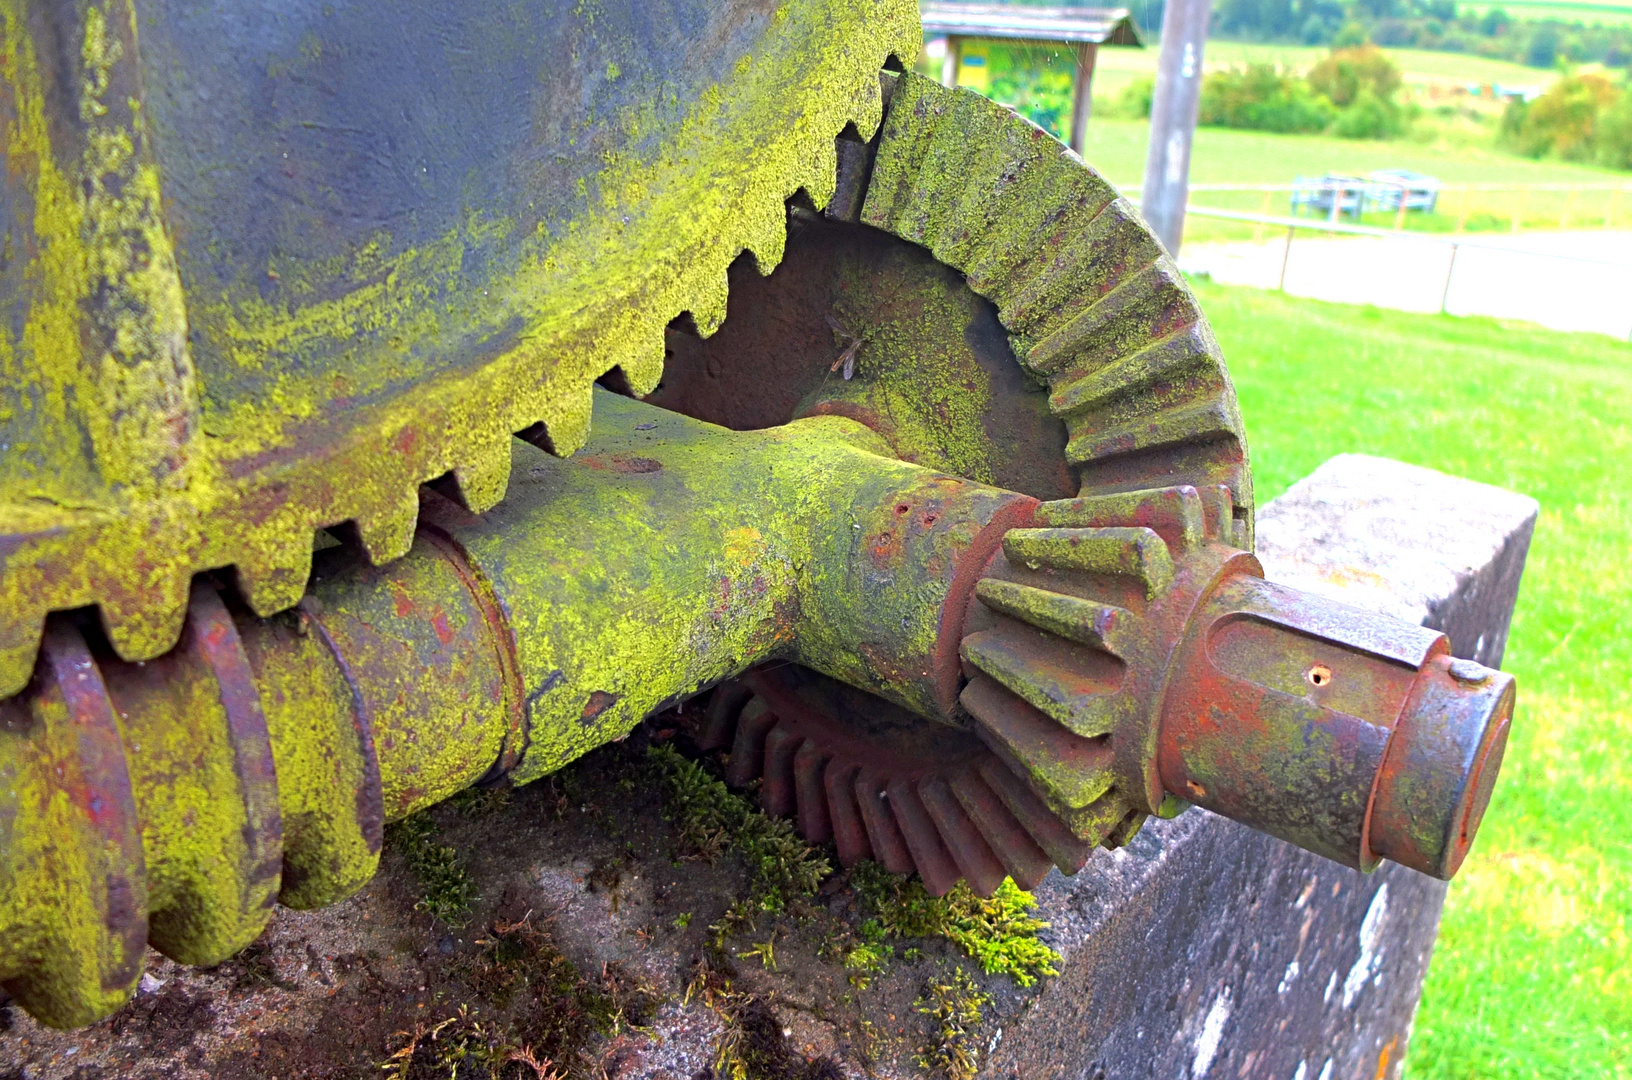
[689, 665, 1145, 898]
[649, 74, 1252, 895]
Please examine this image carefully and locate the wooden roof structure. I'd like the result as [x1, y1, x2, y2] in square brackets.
[920, 4, 1144, 47]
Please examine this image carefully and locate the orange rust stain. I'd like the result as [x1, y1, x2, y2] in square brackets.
[392, 586, 414, 618]
[431, 610, 455, 646]
[1376, 1037, 1398, 1079]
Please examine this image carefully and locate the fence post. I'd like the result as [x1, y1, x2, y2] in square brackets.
[1440, 244, 1460, 315]
[1279, 225, 1295, 291]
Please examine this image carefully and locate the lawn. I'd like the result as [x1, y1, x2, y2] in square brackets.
[1088, 40, 1565, 102]
[1194, 279, 1632, 1078]
[1074, 119, 1632, 242]
[1456, 0, 1632, 26]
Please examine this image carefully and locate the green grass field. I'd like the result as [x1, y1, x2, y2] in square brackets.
[1456, 0, 1632, 26]
[1088, 40, 1565, 102]
[1077, 117, 1632, 242]
[1196, 279, 1632, 1078]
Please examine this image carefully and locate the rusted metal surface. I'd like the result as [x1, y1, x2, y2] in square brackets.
[691, 664, 1096, 898]
[968, 486, 1513, 879]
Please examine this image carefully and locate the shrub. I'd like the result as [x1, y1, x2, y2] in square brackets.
[1509, 73, 1622, 159]
[1307, 44, 1404, 107]
[1199, 64, 1337, 133]
[1595, 88, 1632, 169]
[1331, 86, 1404, 138]
[1116, 74, 1155, 119]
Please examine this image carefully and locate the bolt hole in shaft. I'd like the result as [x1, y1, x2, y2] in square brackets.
[1306, 663, 1333, 687]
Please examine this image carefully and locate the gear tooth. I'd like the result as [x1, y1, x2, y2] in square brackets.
[824, 759, 871, 866]
[859, 73, 953, 235]
[799, 135, 840, 214]
[760, 724, 801, 817]
[849, 68, 886, 144]
[617, 334, 667, 398]
[726, 698, 776, 788]
[935, 127, 1062, 278]
[961, 622, 1125, 736]
[1025, 263, 1192, 378]
[101, 571, 191, 663]
[355, 491, 419, 566]
[1198, 485, 1236, 542]
[687, 268, 731, 339]
[700, 684, 754, 751]
[948, 767, 1053, 891]
[976, 757, 1093, 875]
[887, 779, 963, 897]
[449, 438, 512, 515]
[1064, 400, 1239, 470]
[1000, 199, 1163, 344]
[1104, 808, 1150, 849]
[794, 740, 834, 844]
[973, 580, 1138, 656]
[962, 673, 1116, 812]
[745, 219, 787, 279]
[1066, 794, 1144, 849]
[856, 767, 915, 874]
[1033, 487, 1207, 553]
[1048, 327, 1216, 420]
[919, 776, 1008, 898]
[1002, 526, 1175, 598]
[0, 611, 46, 699]
[1024, 262, 1194, 378]
[533, 384, 595, 458]
[234, 535, 315, 617]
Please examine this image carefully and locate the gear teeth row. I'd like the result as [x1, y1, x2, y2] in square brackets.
[859, 73, 1252, 541]
[960, 485, 1241, 832]
[694, 669, 1147, 898]
[1, 47, 913, 700]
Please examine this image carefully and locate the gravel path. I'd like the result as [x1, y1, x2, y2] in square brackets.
[1178, 229, 1632, 340]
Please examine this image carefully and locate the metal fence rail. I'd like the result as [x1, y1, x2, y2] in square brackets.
[1116, 180, 1632, 234]
[1162, 203, 1632, 341]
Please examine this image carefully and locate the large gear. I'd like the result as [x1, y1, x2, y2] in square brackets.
[0, 0, 920, 698]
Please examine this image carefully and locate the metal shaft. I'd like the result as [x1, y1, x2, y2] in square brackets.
[0, 392, 1028, 1028]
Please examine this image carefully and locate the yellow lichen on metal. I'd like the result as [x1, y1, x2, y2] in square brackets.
[0, 0, 924, 698]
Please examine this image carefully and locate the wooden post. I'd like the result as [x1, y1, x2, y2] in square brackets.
[942, 35, 961, 87]
[1394, 183, 1409, 230]
[1069, 41, 1098, 154]
[1252, 188, 1272, 243]
[1440, 244, 1459, 315]
[1140, 0, 1212, 256]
